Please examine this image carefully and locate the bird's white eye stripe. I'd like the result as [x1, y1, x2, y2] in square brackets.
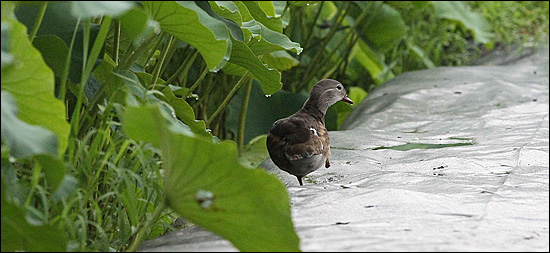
[310, 127, 318, 136]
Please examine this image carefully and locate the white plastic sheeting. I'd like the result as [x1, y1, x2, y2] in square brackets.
[140, 46, 549, 252]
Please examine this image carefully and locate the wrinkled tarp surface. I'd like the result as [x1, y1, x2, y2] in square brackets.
[140, 46, 549, 251]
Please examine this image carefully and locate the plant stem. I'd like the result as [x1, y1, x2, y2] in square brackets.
[207, 72, 250, 126]
[144, 33, 165, 68]
[302, 1, 324, 52]
[299, 1, 350, 90]
[59, 17, 81, 103]
[182, 65, 208, 98]
[126, 201, 165, 252]
[151, 35, 174, 89]
[311, 1, 376, 80]
[29, 1, 47, 43]
[237, 78, 253, 155]
[69, 18, 91, 137]
[115, 34, 155, 72]
[164, 45, 193, 85]
[113, 20, 120, 64]
[192, 73, 216, 110]
[159, 38, 179, 78]
[71, 16, 112, 137]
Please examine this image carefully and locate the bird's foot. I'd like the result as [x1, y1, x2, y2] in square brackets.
[325, 159, 331, 168]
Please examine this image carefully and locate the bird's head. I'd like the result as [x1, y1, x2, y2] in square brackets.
[307, 79, 353, 114]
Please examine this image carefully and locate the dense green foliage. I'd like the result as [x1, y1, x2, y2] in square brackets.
[1, 1, 548, 252]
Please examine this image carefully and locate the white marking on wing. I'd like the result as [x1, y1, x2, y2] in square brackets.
[310, 127, 318, 136]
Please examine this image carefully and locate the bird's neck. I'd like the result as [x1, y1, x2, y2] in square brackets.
[301, 97, 326, 124]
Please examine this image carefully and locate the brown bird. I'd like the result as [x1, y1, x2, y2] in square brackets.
[267, 79, 353, 185]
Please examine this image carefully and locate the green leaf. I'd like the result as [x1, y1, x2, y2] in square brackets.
[143, 1, 232, 72]
[1, 177, 68, 252]
[0, 91, 58, 158]
[233, 1, 254, 22]
[209, 1, 243, 26]
[242, 1, 283, 33]
[70, 1, 134, 18]
[195, 1, 244, 42]
[1, 19, 70, 157]
[357, 2, 407, 52]
[122, 104, 300, 252]
[349, 38, 394, 84]
[261, 50, 299, 71]
[160, 85, 211, 137]
[246, 21, 302, 55]
[433, 1, 493, 44]
[119, 8, 159, 46]
[272, 1, 290, 28]
[32, 35, 69, 77]
[228, 38, 282, 95]
[406, 40, 435, 69]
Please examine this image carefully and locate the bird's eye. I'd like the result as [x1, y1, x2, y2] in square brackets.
[336, 85, 342, 90]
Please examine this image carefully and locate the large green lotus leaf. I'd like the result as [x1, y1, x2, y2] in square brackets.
[228, 38, 282, 95]
[433, 1, 493, 44]
[143, 1, 231, 72]
[355, 2, 406, 52]
[246, 21, 302, 55]
[0, 91, 57, 158]
[1, 19, 69, 157]
[1, 177, 68, 252]
[242, 1, 283, 33]
[70, 1, 134, 18]
[122, 104, 300, 252]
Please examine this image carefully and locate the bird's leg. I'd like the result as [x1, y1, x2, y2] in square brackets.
[297, 176, 303, 186]
[325, 159, 331, 168]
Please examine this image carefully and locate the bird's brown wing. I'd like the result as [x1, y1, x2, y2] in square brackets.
[267, 116, 328, 161]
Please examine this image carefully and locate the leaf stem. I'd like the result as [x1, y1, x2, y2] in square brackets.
[151, 35, 174, 89]
[59, 17, 81, 103]
[237, 78, 253, 155]
[28, 1, 47, 43]
[207, 72, 250, 127]
[126, 201, 165, 252]
[310, 1, 377, 80]
[164, 45, 193, 85]
[113, 19, 120, 64]
[182, 65, 208, 98]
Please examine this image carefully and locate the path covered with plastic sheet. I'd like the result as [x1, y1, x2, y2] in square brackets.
[140, 46, 549, 251]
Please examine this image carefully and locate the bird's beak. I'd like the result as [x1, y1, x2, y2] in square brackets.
[341, 95, 353, 105]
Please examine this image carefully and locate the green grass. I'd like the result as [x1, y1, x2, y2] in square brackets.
[5, 109, 176, 251]
[468, 1, 550, 47]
